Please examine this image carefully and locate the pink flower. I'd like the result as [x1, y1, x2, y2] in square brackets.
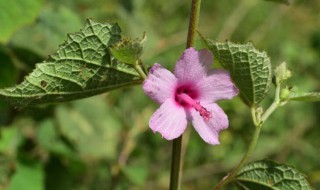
[143, 48, 238, 145]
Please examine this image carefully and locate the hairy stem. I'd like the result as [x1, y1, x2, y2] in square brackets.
[260, 82, 281, 123]
[213, 80, 284, 189]
[251, 106, 259, 127]
[186, 0, 202, 48]
[170, 0, 201, 190]
[170, 136, 183, 190]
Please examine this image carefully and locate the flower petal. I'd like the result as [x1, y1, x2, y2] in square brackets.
[174, 48, 213, 83]
[150, 99, 188, 140]
[190, 103, 228, 145]
[143, 63, 177, 104]
[197, 69, 239, 103]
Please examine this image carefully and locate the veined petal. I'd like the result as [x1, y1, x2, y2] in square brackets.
[190, 103, 228, 145]
[174, 48, 213, 83]
[143, 63, 177, 104]
[197, 69, 239, 103]
[150, 99, 188, 140]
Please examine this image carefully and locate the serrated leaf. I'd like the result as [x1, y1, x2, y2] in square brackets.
[236, 160, 314, 190]
[0, 19, 143, 107]
[0, 0, 43, 43]
[264, 0, 290, 5]
[203, 39, 272, 106]
[288, 92, 320, 102]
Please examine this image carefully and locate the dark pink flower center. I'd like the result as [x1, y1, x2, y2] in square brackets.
[174, 84, 212, 122]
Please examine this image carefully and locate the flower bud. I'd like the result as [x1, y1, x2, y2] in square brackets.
[274, 62, 292, 84]
[280, 86, 291, 100]
[110, 33, 146, 65]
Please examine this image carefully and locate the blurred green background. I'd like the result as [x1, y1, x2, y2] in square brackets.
[0, 0, 319, 189]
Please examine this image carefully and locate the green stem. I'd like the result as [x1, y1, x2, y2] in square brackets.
[260, 82, 281, 123]
[170, 0, 201, 190]
[170, 136, 183, 190]
[212, 125, 261, 190]
[251, 106, 259, 127]
[186, 0, 202, 48]
[133, 61, 147, 80]
[213, 82, 283, 190]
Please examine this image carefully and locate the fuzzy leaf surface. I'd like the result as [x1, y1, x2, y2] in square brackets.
[203, 39, 272, 106]
[0, 19, 142, 107]
[236, 160, 314, 190]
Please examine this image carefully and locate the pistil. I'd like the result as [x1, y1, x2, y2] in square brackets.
[177, 93, 212, 122]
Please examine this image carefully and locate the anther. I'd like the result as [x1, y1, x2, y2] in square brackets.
[196, 103, 212, 122]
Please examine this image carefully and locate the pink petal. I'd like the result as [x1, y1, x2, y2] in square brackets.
[174, 48, 213, 83]
[197, 69, 239, 103]
[143, 63, 177, 104]
[190, 103, 228, 145]
[150, 99, 188, 140]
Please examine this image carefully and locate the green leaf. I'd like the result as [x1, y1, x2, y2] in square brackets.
[263, 0, 290, 5]
[0, 0, 43, 43]
[0, 47, 19, 88]
[7, 161, 44, 190]
[36, 119, 76, 158]
[0, 46, 19, 123]
[122, 164, 148, 185]
[288, 92, 320, 102]
[236, 160, 314, 190]
[55, 96, 122, 160]
[0, 19, 143, 107]
[203, 39, 272, 106]
[0, 127, 20, 156]
[10, 5, 83, 57]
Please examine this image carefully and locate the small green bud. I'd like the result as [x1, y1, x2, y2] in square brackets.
[280, 86, 291, 100]
[274, 62, 292, 84]
[110, 33, 146, 65]
[285, 69, 292, 79]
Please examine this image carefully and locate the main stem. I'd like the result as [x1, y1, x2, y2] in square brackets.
[169, 0, 201, 190]
[186, 0, 201, 48]
[170, 136, 183, 190]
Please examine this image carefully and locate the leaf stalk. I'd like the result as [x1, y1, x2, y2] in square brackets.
[213, 75, 286, 189]
[133, 60, 147, 80]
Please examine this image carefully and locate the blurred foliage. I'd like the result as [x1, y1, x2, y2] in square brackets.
[0, 0, 43, 43]
[0, 0, 319, 189]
